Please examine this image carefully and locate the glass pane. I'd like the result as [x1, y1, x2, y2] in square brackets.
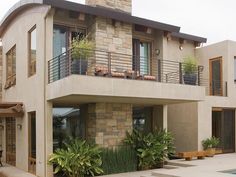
[223, 110, 235, 152]
[53, 27, 67, 58]
[140, 42, 150, 75]
[211, 59, 221, 95]
[133, 107, 152, 133]
[30, 28, 36, 61]
[53, 107, 85, 150]
[234, 57, 236, 81]
[30, 113, 36, 158]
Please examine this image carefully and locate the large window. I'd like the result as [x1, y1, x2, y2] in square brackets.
[132, 39, 151, 75]
[5, 46, 16, 89]
[133, 107, 153, 133]
[28, 26, 37, 76]
[53, 107, 85, 150]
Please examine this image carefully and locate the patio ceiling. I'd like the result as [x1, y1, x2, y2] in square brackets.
[0, 102, 24, 117]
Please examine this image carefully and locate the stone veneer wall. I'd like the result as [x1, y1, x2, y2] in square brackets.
[86, 0, 132, 14]
[87, 103, 133, 147]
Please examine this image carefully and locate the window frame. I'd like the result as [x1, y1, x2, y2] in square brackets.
[28, 25, 37, 77]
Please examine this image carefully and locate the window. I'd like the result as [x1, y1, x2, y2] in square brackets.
[132, 39, 151, 75]
[53, 107, 85, 150]
[28, 112, 36, 174]
[234, 57, 236, 81]
[5, 46, 16, 89]
[28, 26, 36, 76]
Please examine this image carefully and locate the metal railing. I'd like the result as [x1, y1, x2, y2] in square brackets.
[201, 79, 228, 96]
[48, 48, 204, 86]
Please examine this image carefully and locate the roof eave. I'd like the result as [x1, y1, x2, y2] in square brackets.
[172, 32, 207, 43]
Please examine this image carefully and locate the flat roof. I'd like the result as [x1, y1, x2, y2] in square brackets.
[0, 0, 207, 43]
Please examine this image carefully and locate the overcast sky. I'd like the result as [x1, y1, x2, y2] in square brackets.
[1, 0, 236, 45]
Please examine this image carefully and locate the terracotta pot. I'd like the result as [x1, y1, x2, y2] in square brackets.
[206, 148, 216, 157]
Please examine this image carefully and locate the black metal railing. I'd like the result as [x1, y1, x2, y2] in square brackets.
[201, 79, 228, 96]
[48, 48, 204, 86]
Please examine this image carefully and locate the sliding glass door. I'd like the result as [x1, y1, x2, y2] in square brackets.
[212, 109, 235, 153]
[133, 39, 151, 75]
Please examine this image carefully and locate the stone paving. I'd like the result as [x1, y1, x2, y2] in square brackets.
[101, 153, 236, 177]
[1, 154, 236, 177]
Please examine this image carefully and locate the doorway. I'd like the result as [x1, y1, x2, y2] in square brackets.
[212, 109, 235, 153]
[6, 117, 16, 166]
[209, 57, 222, 96]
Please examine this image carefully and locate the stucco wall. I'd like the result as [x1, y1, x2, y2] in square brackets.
[1, 5, 51, 177]
[168, 102, 198, 152]
[163, 37, 196, 62]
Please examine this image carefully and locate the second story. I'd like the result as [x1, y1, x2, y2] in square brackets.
[0, 0, 208, 103]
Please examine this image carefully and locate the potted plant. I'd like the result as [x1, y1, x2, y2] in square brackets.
[71, 38, 94, 59]
[48, 138, 103, 177]
[71, 38, 94, 75]
[183, 56, 198, 85]
[202, 137, 220, 157]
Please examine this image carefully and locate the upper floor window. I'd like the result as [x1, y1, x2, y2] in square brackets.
[234, 57, 236, 82]
[28, 26, 36, 76]
[5, 45, 16, 89]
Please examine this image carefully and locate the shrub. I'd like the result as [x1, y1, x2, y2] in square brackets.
[48, 138, 103, 177]
[183, 56, 198, 74]
[124, 129, 175, 170]
[71, 38, 94, 59]
[101, 146, 137, 175]
[202, 137, 220, 150]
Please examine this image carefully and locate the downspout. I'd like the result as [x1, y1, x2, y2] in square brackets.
[43, 6, 52, 177]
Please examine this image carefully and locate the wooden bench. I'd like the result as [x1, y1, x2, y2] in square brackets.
[178, 151, 206, 161]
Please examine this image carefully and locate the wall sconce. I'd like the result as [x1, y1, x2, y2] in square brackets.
[155, 49, 161, 56]
[179, 38, 185, 51]
[0, 125, 4, 131]
[17, 124, 22, 130]
[179, 45, 183, 51]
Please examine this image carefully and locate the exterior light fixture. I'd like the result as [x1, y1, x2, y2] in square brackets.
[155, 49, 161, 56]
[179, 45, 183, 50]
[17, 124, 22, 130]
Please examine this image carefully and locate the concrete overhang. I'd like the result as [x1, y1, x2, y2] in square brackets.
[47, 75, 205, 106]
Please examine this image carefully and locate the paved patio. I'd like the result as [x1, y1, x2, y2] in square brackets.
[101, 153, 236, 177]
[0, 154, 236, 177]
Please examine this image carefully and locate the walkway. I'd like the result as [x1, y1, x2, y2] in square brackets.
[101, 153, 236, 177]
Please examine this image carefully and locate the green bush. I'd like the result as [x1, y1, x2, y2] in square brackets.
[71, 38, 94, 59]
[183, 56, 198, 74]
[202, 137, 220, 150]
[124, 129, 175, 170]
[48, 138, 103, 177]
[101, 146, 137, 175]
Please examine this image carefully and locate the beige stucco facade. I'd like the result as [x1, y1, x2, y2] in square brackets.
[168, 40, 236, 152]
[1, 0, 233, 177]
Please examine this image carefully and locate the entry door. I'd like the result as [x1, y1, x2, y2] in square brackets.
[209, 58, 222, 96]
[212, 110, 235, 153]
[6, 117, 16, 166]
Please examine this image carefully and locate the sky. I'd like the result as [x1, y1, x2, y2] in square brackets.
[0, 0, 236, 45]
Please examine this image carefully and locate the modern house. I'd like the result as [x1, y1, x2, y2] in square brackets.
[0, 0, 234, 176]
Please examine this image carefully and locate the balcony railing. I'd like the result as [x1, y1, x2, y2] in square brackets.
[48, 48, 204, 86]
[201, 79, 228, 96]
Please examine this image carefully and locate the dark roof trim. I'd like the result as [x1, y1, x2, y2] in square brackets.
[0, 0, 44, 37]
[172, 32, 207, 43]
[43, 0, 180, 32]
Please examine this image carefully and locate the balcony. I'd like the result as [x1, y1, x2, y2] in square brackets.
[48, 48, 204, 85]
[47, 48, 205, 104]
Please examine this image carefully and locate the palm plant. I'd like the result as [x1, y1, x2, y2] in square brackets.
[48, 138, 103, 177]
